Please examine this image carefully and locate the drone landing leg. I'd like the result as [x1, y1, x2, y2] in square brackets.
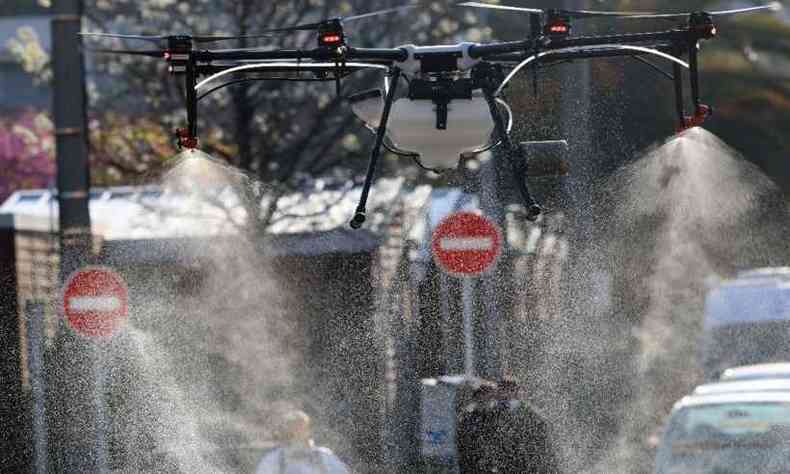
[350, 69, 400, 230]
[481, 88, 542, 221]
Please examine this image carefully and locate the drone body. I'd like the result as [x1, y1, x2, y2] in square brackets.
[81, 1, 782, 229]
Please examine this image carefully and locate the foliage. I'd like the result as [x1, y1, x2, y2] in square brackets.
[9, 0, 486, 230]
[0, 0, 48, 17]
[0, 109, 55, 200]
[77, 0, 484, 187]
[6, 26, 51, 84]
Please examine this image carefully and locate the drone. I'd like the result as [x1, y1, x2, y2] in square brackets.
[81, 1, 781, 229]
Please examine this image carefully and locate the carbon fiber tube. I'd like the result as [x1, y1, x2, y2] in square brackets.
[348, 47, 408, 62]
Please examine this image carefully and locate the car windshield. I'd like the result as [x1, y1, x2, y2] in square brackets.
[657, 403, 790, 474]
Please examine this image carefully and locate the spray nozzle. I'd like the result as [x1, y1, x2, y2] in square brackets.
[677, 104, 713, 133]
[175, 128, 199, 149]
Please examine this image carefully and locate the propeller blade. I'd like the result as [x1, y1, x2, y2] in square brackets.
[624, 2, 781, 19]
[458, 2, 543, 14]
[79, 32, 166, 43]
[80, 32, 274, 45]
[458, 2, 656, 18]
[192, 34, 274, 43]
[84, 48, 165, 57]
[258, 22, 325, 34]
[562, 9, 660, 19]
[259, 2, 422, 33]
[209, 47, 270, 53]
[344, 3, 421, 22]
[709, 3, 782, 17]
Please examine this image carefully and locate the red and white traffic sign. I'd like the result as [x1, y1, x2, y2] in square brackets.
[431, 212, 502, 277]
[63, 267, 128, 338]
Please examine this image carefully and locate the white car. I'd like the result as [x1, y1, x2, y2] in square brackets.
[655, 379, 790, 474]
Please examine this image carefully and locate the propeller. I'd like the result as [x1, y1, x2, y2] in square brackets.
[457, 2, 658, 19]
[83, 47, 165, 57]
[258, 3, 421, 34]
[78, 32, 274, 44]
[620, 2, 782, 20]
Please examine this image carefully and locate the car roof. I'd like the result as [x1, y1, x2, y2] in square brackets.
[674, 386, 790, 411]
[693, 379, 790, 396]
[720, 363, 790, 381]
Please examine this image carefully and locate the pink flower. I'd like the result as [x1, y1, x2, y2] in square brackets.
[0, 108, 55, 201]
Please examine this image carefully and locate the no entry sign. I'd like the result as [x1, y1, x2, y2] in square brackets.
[432, 212, 502, 277]
[63, 267, 128, 338]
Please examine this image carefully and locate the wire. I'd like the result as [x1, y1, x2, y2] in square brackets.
[195, 62, 389, 91]
[197, 73, 354, 101]
[629, 55, 675, 81]
[495, 45, 690, 96]
[462, 98, 513, 156]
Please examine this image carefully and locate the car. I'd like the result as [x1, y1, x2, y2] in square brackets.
[719, 363, 790, 382]
[655, 379, 790, 474]
[702, 269, 790, 380]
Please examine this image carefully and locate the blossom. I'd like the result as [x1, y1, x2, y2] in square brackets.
[0, 109, 56, 200]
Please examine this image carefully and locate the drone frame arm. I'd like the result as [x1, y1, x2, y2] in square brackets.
[194, 46, 407, 63]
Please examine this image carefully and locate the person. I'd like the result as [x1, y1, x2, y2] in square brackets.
[457, 379, 560, 473]
[255, 410, 351, 474]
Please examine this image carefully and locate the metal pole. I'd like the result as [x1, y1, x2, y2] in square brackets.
[94, 344, 109, 474]
[26, 301, 48, 474]
[51, 2, 95, 471]
[462, 279, 475, 377]
[478, 153, 503, 381]
[52, 0, 92, 272]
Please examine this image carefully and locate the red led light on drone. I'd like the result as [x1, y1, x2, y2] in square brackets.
[321, 34, 343, 44]
[545, 21, 570, 36]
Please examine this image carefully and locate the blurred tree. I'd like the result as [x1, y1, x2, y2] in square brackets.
[0, 0, 49, 16]
[12, 0, 487, 232]
[0, 109, 55, 200]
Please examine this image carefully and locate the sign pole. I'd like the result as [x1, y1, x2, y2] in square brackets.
[462, 279, 475, 377]
[93, 343, 109, 474]
[432, 211, 502, 379]
[26, 301, 48, 474]
[62, 266, 128, 472]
